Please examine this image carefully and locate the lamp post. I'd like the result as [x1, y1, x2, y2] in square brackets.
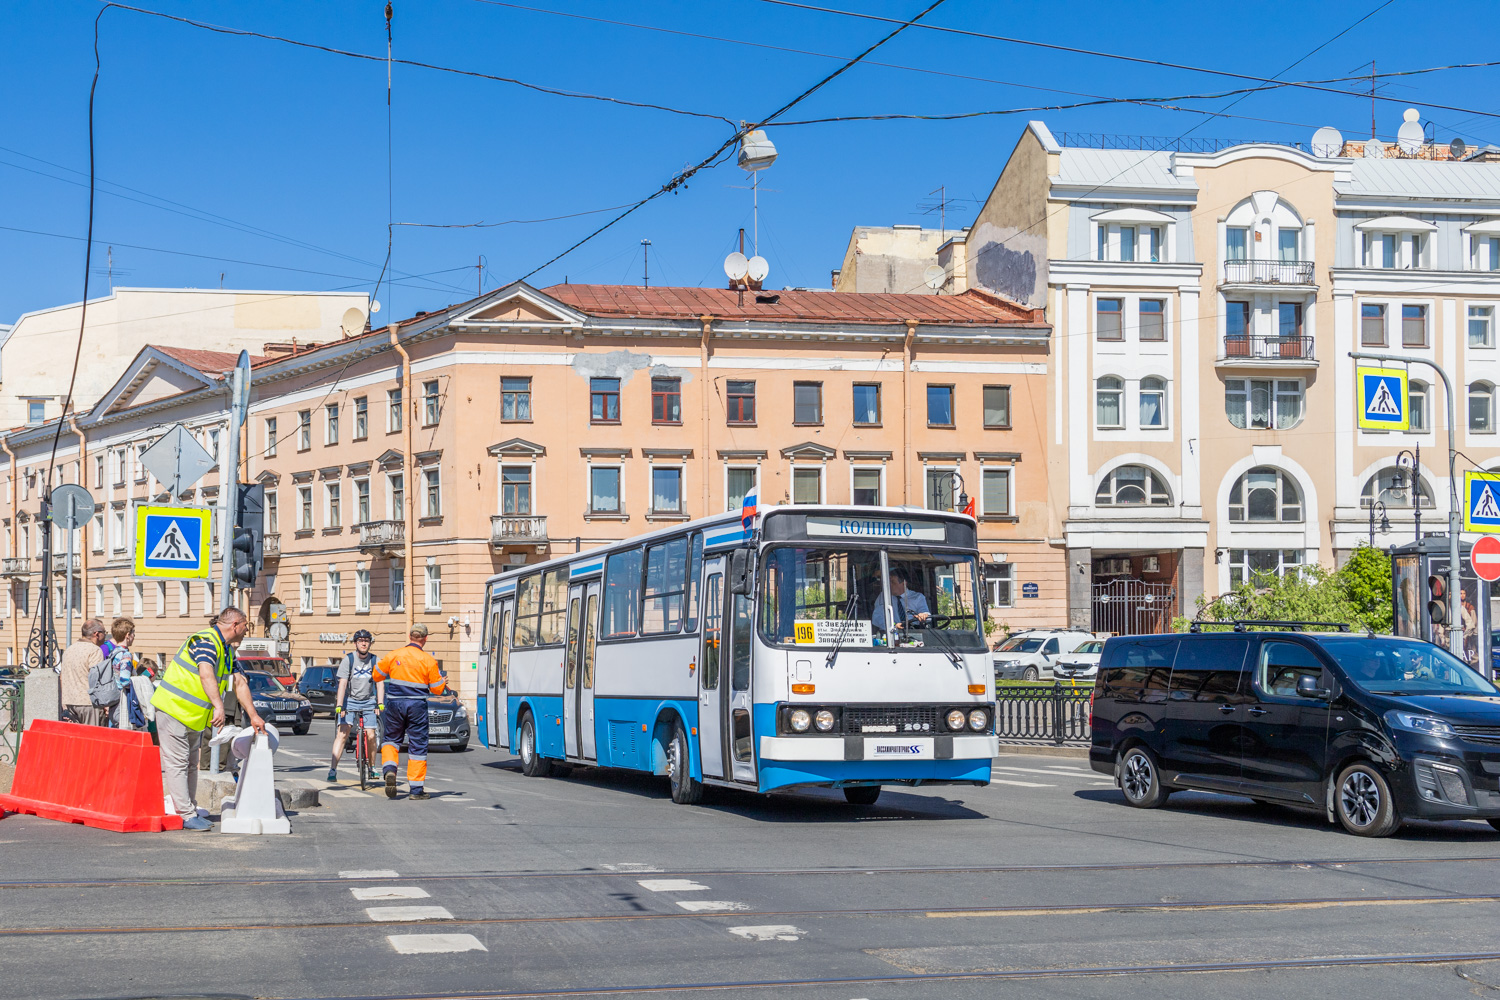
[1394, 444, 1422, 543]
[1368, 498, 1390, 547]
[932, 471, 970, 516]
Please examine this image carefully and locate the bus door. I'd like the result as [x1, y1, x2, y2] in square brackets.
[489, 598, 514, 750]
[563, 585, 584, 758]
[577, 581, 600, 760]
[726, 590, 757, 784]
[698, 559, 726, 780]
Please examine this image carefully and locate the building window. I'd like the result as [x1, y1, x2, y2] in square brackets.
[327, 570, 342, 614]
[422, 380, 440, 426]
[155, 581, 166, 617]
[390, 563, 405, 611]
[387, 388, 403, 433]
[132, 582, 143, 617]
[298, 410, 311, 450]
[1146, 226, 1162, 263]
[1409, 380, 1428, 433]
[25, 400, 44, 426]
[985, 562, 1015, 608]
[1095, 376, 1124, 429]
[389, 473, 404, 519]
[925, 468, 956, 511]
[793, 382, 822, 424]
[1228, 467, 1303, 522]
[1095, 465, 1172, 506]
[1365, 232, 1399, 269]
[1278, 301, 1303, 341]
[264, 417, 277, 457]
[356, 568, 371, 613]
[982, 385, 1010, 429]
[111, 583, 122, 616]
[1118, 225, 1135, 262]
[502, 466, 532, 515]
[926, 385, 954, 427]
[93, 455, 104, 488]
[353, 397, 368, 439]
[590, 377, 621, 422]
[1474, 236, 1500, 271]
[1401, 304, 1428, 348]
[1470, 382, 1494, 434]
[1139, 299, 1165, 341]
[355, 479, 370, 523]
[651, 377, 682, 424]
[298, 487, 313, 530]
[178, 580, 189, 616]
[1229, 549, 1304, 588]
[1226, 227, 1248, 261]
[852, 467, 882, 506]
[299, 570, 313, 613]
[502, 377, 532, 421]
[265, 491, 278, 534]
[204, 581, 214, 615]
[326, 483, 341, 529]
[726, 467, 756, 511]
[1139, 376, 1167, 428]
[726, 380, 755, 424]
[424, 563, 442, 611]
[982, 468, 1012, 517]
[1361, 467, 1434, 510]
[1277, 228, 1300, 261]
[325, 403, 339, 445]
[111, 510, 126, 553]
[852, 383, 881, 425]
[1225, 378, 1302, 430]
[590, 466, 621, 514]
[423, 468, 441, 517]
[1470, 306, 1494, 348]
[92, 513, 103, 553]
[651, 466, 683, 514]
[1096, 298, 1123, 341]
[1360, 303, 1386, 346]
[792, 467, 822, 505]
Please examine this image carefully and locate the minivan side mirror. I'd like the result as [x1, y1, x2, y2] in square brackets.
[1296, 674, 1330, 700]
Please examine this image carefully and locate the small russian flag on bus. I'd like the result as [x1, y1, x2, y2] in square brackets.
[741, 492, 758, 532]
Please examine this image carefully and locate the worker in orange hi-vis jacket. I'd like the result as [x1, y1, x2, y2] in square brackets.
[372, 623, 447, 800]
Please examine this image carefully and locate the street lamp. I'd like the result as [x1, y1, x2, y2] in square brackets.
[1368, 498, 1390, 547]
[1393, 445, 1422, 542]
[932, 471, 971, 516]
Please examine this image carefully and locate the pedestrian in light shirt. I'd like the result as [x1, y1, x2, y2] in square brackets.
[59, 619, 108, 725]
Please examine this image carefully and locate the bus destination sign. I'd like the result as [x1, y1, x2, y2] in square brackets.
[794, 619, 875, 646]
[805, 516, 947, 542]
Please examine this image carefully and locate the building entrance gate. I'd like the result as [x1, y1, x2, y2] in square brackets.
[1092, 578, 1176, 635]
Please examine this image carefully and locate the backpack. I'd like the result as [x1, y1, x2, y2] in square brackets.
[88, 652, 120, 707]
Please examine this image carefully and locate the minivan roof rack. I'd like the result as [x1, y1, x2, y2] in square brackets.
[1188, 620, 1351, 634]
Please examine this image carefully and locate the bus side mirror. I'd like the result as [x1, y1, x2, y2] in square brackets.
[730, 548, 755, 596]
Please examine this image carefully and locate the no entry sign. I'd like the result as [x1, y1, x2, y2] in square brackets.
[1471, 535, 1500, 583]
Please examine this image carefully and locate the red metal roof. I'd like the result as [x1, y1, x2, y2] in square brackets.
[543, 284, 1046, 327]
[153, 346, 267, 372]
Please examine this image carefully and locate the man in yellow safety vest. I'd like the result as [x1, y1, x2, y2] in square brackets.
[150, 606, 265, 831]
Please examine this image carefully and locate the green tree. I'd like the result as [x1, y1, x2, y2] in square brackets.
[1175, 548, 1392, 633]
[1337, 544, 1393, 633]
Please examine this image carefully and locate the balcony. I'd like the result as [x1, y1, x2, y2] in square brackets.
[50, 554, 81, 575]
[358, 520, 405, 554]
[0, 558, 31, 577]
[262, 533, 281, 559]
[1218, 334, 1317, 367]
[491, 515, 548, 547]
[1221, 259, 1316, 287]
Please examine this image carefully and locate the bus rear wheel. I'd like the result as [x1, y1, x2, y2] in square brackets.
[667, 721, 703, 805]
[844, 786, 881, 805]
[519, 712, 552, 778]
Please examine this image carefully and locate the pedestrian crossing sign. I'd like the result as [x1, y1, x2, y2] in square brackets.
[1464, 471, 1500, 533]
[134, 505, 212, 579]
[1356, 366, 1408, 430]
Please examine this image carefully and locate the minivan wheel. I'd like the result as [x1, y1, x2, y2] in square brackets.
[1488, 819, 1500, 834]
[1119, 747, 1168, 808]
[1022, 666, 1039, 682]
[1335, 762, 1401, 837]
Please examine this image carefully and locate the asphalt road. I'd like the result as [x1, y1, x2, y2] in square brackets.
[4, 721, 1500, 1000]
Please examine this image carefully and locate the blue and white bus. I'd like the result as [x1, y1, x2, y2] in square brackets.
[475, 505, 996, 805]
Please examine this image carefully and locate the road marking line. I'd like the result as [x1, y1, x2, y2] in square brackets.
[602, 863, 662, 873]
[323, 789, 365, 798]
[352, 886, 430, 901]
[676, 900, 750, 912]
[637, 879, 710, 892]
[387, 933, 486, 954]
[991, 779, 1054, 788]
[994, 766, 1089, 776]
[728, 924, 804, 941]
[366, 906, 453, 922]
[340, 869, 399, 879]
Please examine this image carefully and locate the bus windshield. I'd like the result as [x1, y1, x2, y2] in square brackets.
[759, 545, 985, 651]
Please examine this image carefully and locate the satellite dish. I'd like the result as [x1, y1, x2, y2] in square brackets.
[1311, 126, 1344, 157]
[723, 252, 749, 281]
[746, 256, 769, 283]
[1397, 109, 1424, 154]
[370, 299, 382, 314]
[1452, 138, 1469, 160]
[341, 307, 366, 338]
[923, 264, 946, 290]
[1364, 140, 1385, 159]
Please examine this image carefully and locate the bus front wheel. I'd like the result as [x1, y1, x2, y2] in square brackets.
[667, 721, 703, 805]
[844, 786, 881, 805]
[519, 713, 552, 778]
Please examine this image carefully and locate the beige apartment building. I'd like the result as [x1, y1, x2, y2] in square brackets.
[0, 280, 1058, 704]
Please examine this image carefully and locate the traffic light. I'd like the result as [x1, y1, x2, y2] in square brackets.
[1427, 573, 1447, 625]
[231, 483, 264, 587]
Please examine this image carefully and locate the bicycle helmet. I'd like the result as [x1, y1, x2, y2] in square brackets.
[353, 629, 374, 643]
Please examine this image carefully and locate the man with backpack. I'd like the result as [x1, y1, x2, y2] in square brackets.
[327, 629, 384, 783]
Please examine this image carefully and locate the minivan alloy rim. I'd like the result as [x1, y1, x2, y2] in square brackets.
[1123, 753, 1153, 800]
[1341, 771, 1380, 827]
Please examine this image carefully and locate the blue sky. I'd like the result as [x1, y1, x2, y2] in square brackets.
[4, 0, 1500, 323]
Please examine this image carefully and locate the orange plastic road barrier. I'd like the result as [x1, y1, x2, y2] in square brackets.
[0, 719, 184, 832]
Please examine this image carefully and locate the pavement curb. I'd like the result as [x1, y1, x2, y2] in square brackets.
[995, 744, 1090, 759]
[195, 771, 321, 812]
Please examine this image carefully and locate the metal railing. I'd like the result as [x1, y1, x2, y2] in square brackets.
[0, 558, 31, 577]
[995, 682, 1092, 745]
[358, 520, 405, 551]
[0, 678, 23, 765]
[491, 515, 547, 545]
[1220, 334, 1316, 361]
[1054, 132, 1306, 153]
[1222, 259, 1316, 285]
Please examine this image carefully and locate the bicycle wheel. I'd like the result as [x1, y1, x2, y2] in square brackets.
[356, 727, 369, 791]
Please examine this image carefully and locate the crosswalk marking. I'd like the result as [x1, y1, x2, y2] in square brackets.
[728, 924, 804, 942]
[365, 906, 453, 922]
[637, 879, 709, 892]
[991, 778, 1054, 788]
[994, 765, 1088, 776]
[340, 869, 399, 879]
[351, 886, 430, 901]
[387, 933, 486, 954]
[676, 900, 750, 912]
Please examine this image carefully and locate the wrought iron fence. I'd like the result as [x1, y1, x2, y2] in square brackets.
[995, 682, 1091, 745]
[1220, 334, 1316, 361]
[0, 678, 23, 765]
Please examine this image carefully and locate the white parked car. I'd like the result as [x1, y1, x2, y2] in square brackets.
[992, 629, 1097, 682]
[1053, 639, 1104, 681]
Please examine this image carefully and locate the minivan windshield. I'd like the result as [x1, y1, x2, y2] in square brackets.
[1319, 637, 1500, 696]
[998, 636, 1046, 653]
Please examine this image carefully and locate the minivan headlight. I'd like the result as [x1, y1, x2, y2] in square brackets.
[814, 709, 835, 732]
[946, 709, 967, 731]
[1384, 710, 1455, 738]
[968, 709, 987, 731]
[789, 708, 812, 732]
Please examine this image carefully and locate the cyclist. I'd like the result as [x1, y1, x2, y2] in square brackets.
[327, 629, 384, 783]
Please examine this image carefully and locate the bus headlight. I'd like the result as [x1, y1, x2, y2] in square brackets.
[946, 709, 966, 731]
[968, 709, 987, 731]
[814, 709, 835, 732]
[789, 709, 812, 732]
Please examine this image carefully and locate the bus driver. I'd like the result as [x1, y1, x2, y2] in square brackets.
[870, 566, 931, 632]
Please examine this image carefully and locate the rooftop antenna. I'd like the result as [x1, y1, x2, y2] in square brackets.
[475, 254, 486, 296]
[641, 239, 651, 288]
[1370, 60, 1376, 139]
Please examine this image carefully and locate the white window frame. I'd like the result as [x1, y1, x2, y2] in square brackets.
[298, 486, 313, 531]
[297, 409, 312, 450]
[354, 396, 369, 439]
[387, 388, 403, 433]
[204, 580, 215, 615]
[356, 566, 371, 613]
[423, 380, 441, 427]
[132, 582, 143, 617]
[979, 463, 1016, 518]
[499, 461, 535, 516]
[178, 580, 189, 616]
[355, 478, 371, 524]
[387, 472, 405, 521]
[1468, 303, 1495, 349]
[848, 464, 885, 507]
[390, 562, 405, 612]
[94, 583, 104, 617]
[299, 569, 313, 613]
[423, 467, 442, 518]
[1469, 381, 1495, 435]
[923, 463, 960, 513]
[326, 482, 342, 529]
[265, 490, 278, 534]
[155, 581, 166, 617]
[1228, 548, 1305, 588]
[112, 583, 122, 616]
[325, 402, 340, 446]
[264, 416, 277, 458]
[1139, 376, 1168, 429]
[648, 463, 686, 516]
[723, 464, 759, 512]
[424, 560, 441, 611]
[789, 463, 825, 505]
[985, 562, 1015, 608]
[588, 463, 624, 516]
[1095, 376, 1125, 430]
[327, 567, 342, 614]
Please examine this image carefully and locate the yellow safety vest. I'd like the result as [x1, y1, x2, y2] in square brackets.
[150, 627, 235, 730]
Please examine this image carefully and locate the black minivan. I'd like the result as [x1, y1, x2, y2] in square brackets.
[1089, 625, 1500, 837]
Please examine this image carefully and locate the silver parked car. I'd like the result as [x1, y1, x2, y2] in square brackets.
[1053, 639, 1104, 680]
[993, 628, 1097, 682]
